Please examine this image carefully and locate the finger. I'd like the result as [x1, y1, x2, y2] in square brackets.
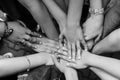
[36, 24, 40, 32]
[71, 42, 76, 61]
[95, 32, 102, 43]
[17, 20, 27, 28]
[43, 39, 59, 48]
[61, 46, 68, 51]
[63, 39, 67, 47]
[76, 40, 81, 59]
[52, 55, 60, 68]
[59, 32, 64, 41]
[67, 42, 72, 59]
[3, 52, 14, 58]
[23, 35, 31, 40]
[57, 49, 68, 56]
[84, 33, 97, 40]
[59, 33, 64, 46]
[67, 63, 77, 68]
[30, 32, 42, 38]
[20, 40, 33, 48]
[57, 55, 74, 63]
[81, 39, 88, 51]
[87, 40, 94, 50]
[27, 37, 41, 44]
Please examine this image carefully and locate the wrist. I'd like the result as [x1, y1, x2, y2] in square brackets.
[64, 68, 72, 74]
[90, 13, 103, 18]
[82, 51, 93, 67]
[67, 21, 80, 28]
[89, 14, 104, 23]
[64, 68, 78, 80]
[45, 54, 54, 65]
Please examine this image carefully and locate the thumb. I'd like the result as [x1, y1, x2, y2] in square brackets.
[59, 33, 64, 47]
[85, 33, 97, 41]
[67, 63, 76, 68]
[51, 55, 59, 67]
[95, 32, 102, 43]
[59, 32, 64, 41]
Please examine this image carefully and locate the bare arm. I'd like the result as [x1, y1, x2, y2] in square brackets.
[18, 0, 59, 40]
[64, 68, 78, 80]
[83, 51, 120, 79]
[90, 0, 102, 9]
[0, 53, 53, 77]
[92, 28, 120, 54]
[90, 67, 118, 80]
[67, 0, 84, 26]
[43, 0, 66, 31]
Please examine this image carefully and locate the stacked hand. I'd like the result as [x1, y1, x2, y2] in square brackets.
[7, 21, 41, 43]
[51, 43, 90, 73]
[20, 37, 61, 53]
[59, 24, 88, 50]
[83, 15, 103, 49]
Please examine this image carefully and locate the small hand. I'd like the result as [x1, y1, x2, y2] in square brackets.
[59, 25, 87, 48]
[57, 49, 88, 69]
[52, 54, 72, 73]
[59, 25, 87, 61]
[7, 21, 40, 42]
[83, 15, 103, 43]
[21, 37, 60, 53]
[56, 40, 82, 61]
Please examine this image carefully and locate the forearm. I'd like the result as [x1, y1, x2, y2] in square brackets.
[18, 0, 59, 40]
[84, 52, 120, 79]
[90, 0, 102, 9]
[0, 53, 51, 77]
[67, 0, 84, 26]
[53, 0, 67, 12]
[64, 68, 78, 80]
[90, 67, 118, 80]
[92, 29, 120, 54]
[43, 0, 66, 25]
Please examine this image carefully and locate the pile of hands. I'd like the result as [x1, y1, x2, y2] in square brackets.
[4, 13, 103, 73]
[52, 14, 104, 73]
[20, 36, 90, 73]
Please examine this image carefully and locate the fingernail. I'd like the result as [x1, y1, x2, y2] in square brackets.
[67, 63, 70, 66]
[85, 36, 89, 40]
[72, 58, 75, 61]
[39, 35, 42, 38]
[85, 48, 88, 51]
[39, 42, 42, 45]
[69, 56, 71, 59]
[78, 56, 81, 60]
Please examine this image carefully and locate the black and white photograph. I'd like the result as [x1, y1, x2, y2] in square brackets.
[0, 0, 120, 80]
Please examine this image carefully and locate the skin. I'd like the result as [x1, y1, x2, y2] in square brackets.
[52, 55, 78, 80]
[0, 52, 53, 77]
[18, 0, 59, 40]
[83, 0, 103, 49]
[57, 49, 119, 80]
[92, 28, 120, 54]
[0, 21, 41, 43]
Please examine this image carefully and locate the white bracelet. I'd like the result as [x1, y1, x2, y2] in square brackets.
[89, 8, 104, 15]
[26, 56, 31, 72]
